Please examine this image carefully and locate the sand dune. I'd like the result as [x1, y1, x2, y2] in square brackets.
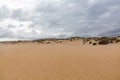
[0, 41, 120, 80]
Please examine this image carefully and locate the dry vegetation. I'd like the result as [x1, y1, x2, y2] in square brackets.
[0, 36, 120, 45]
[82, 36, 120, 45]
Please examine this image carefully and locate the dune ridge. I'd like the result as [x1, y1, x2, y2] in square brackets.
[0, 36, 120, 45]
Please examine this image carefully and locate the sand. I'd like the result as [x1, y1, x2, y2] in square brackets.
[0, 41, 120, 80]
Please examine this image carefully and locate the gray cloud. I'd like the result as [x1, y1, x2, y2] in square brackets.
[0, 0, 120, 40]
[0, 27, 13, 38]
[0, 6, 10, 21]
[11, 8, 23, 20]
[99, 27, 120, 37]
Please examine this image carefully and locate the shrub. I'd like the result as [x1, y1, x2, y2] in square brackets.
[46, 42, 50, 44]
[115, 39, 120, 43]
[59, 41, 62, 43]
[93, 43, 97, 45]
[109, 40, 113, 43]
[98, 40, 109, 45]
[89, 41, 92, 44]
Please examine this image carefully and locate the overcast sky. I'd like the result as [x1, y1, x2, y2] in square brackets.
[0, 0, 120, 40]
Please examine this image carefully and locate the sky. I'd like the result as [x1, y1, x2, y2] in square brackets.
[0, 0, 120, 40]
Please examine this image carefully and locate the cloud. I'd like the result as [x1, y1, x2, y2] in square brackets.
[99, 27, 120, 37]
[0, 0, 120, 40]
[0, 6, 10, 21]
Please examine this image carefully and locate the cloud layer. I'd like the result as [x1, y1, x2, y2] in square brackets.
[0, 0, 120, 40]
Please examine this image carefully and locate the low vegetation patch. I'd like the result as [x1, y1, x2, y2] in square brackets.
[0, 36, 120, 45]
[98, 40, 109, 45]
[93, 43, 97, 45]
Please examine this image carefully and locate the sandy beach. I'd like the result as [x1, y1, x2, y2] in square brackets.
[0, 41, 120, 80]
